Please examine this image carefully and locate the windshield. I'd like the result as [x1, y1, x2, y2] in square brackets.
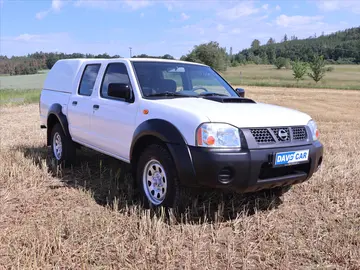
[132, 61, 237, 98]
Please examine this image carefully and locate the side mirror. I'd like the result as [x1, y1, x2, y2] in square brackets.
[108, 83, 132, 101]
[235, 88, 245, 97]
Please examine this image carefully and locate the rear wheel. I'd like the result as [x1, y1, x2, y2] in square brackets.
[136, 144, 181, 209]
[50, 123, 76, 166]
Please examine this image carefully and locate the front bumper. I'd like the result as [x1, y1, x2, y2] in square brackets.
[186, 141, 323, 193]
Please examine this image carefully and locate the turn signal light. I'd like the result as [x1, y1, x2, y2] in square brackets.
[315, 129, 320, 139]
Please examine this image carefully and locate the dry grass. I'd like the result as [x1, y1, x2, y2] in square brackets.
[1, 86, 360, 269]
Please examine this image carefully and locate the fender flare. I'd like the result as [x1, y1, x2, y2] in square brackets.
[47, 103, 70, 144]
[130, 119, 187, 156]
[130, 119, 197, 186]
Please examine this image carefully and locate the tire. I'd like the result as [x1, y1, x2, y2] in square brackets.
[136, 144, 182, 209]
[50, 123, 76, 166]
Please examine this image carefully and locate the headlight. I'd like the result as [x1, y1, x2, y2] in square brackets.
[307, 120, 319, 141]
[196, 123, 241, 148]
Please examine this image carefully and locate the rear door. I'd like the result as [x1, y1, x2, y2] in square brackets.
[67, 64, 101, 144]
[89, 61, 139, 162]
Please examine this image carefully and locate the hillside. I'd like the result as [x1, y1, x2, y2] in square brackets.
[233, 27, 360, 64]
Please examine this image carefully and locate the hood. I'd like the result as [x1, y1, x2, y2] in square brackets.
[151, 97, 311, 128]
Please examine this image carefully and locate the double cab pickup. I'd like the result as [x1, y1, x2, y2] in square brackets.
[40, 58, 323, 208]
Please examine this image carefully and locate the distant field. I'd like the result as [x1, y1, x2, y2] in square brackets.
[0, 89, 41, 105]
[0, 70, 48, 90]
[222, 64, 360, 90]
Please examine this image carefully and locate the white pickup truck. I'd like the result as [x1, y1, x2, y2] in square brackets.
[40, 58, 323, 208]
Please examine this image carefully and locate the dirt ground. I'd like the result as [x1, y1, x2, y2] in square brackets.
[1, 86, 359, 269]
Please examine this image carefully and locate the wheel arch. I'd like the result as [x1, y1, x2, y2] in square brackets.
[130, 119, 197, 186]
[47, 103, 70, 146]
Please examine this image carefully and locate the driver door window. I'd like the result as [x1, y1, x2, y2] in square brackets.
[101, 63, 131, 100]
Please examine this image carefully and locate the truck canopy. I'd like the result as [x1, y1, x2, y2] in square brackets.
[43, 59, 90, 93]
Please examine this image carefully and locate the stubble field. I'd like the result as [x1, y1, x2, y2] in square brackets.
[0, 86, 360, 269]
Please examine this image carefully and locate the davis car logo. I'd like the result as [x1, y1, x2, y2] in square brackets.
[275, 149, 309, 166]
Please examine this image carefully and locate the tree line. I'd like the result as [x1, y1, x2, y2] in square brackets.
[231, 27, 360, 66]
[0, 52, 120, 76]
[0, 27, 358, 76]
[0, 52, 176, 76]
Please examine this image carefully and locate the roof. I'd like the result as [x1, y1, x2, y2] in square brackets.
[55, 57, 207, 66]
[129, 58, 207, 66]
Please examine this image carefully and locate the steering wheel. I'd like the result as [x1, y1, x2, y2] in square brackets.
[192, 86, 209, 93]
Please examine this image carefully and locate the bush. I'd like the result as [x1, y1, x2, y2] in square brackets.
[251, 55, 262, 65]
[326, 66, 334, 72]
[231, 61, 240, 67]
[274, 57, 287, 69]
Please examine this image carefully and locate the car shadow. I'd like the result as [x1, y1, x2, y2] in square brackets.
[18, 145, 284, 224]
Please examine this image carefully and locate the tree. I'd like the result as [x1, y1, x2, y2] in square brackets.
[354, 52, 360, 64]
[291, 60, 308, 82]
[162, 54, 174, 59]
[181, 41, 228, 71]
[266, 46, 276, 64]
[267, 38, 275, 45]
[234, 53, 246, 65]
[274, 57, 287, 69]
[282, 34, 288, 42]
[308, 55, 326, 83]
[46, 55, 59, 69]
[251, 39, 260, 49]
[260, 51, 269, 64]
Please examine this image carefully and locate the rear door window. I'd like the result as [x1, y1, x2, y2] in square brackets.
[78, 64, 101, 96]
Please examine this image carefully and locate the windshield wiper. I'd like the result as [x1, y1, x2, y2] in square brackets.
[146, 92, 193, 98]
[198, 92, 227, 97]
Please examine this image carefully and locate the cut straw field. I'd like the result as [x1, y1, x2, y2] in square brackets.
[0, 86, 360, 269]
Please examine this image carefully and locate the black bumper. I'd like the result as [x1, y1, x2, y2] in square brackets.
[170, 141, 323, 193]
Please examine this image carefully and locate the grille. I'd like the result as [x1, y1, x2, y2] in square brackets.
[250, 126, 308, 144]
[292, 126, 307, 140]
[250, 129, 275, 143]
[271, 127, 290, 142]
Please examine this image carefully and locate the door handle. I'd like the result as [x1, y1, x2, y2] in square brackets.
[72, 101, 78, 106]
[93, 104, 100, 110]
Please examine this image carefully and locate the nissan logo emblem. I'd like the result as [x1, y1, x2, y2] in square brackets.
[278, 129, 289, 141]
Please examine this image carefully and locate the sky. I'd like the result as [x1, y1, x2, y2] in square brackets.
[1, 0, 360, 58]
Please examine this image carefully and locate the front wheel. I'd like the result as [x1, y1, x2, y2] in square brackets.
[136, 144, 181, 209]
